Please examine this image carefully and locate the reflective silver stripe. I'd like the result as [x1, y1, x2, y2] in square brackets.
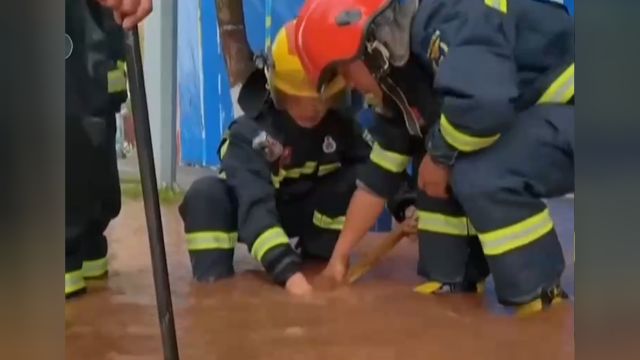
[485, 0, 508, 13]
[312, 211, 346, 230]
[538, 63, 575, 104]
[186, 231, 238, 251]
[82, 257, 108, 277]
[251, 227, 290, 261]
[479, 209, 554, 255]
[369, 142, 411, 173]
[65, 270, 86, 294]
[418, 211, 475, 236]
[318, 162, 341, 176]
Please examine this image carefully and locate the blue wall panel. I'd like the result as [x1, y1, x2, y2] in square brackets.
[200, 0, 235, 167]
[177, 0, 204, 165]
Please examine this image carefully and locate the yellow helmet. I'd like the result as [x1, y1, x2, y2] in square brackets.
[268, 20, 346, 98]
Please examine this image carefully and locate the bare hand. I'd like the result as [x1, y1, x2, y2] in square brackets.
[418, 154, 451, 199]
[284, 272, 313, 296]
[399, 206, 418, 235]
[312, 258, 349, 291]
[98, 0, 153, 30]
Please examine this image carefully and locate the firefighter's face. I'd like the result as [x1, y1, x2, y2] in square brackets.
[281, 94, 329, 128]
[339, 60, 383, 105]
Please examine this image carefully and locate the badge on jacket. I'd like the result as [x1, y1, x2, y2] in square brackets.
[427, 30, 448, 70]
[323, 135, 337, 153]
[252, 131, 283, 162]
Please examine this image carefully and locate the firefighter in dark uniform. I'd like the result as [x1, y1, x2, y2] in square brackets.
[65, 0, 149, 298]
[293, 0, 574, 314]
[179, 21, 417, 295]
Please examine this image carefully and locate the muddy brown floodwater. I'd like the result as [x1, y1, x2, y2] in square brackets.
[66, 199, 574, 360]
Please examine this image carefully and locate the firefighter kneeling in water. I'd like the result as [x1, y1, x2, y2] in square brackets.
[179, 20, 416, 295]
[293, 0, 574, 313]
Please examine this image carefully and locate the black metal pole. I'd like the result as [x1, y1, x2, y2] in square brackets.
[123, 28, 180, 360]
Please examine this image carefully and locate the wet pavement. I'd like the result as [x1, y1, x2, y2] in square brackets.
[66, 198, 574, 360]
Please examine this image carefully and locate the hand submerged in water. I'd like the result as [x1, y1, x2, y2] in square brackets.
[285, 272, 313, 296]
[312, 258, 349, 291]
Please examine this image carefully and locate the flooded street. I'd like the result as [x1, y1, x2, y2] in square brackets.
[66, 198, 574, 360]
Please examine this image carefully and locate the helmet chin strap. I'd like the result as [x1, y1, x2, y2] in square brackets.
[363, 40, 424, 137]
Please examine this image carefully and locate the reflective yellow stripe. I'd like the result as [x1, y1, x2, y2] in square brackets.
[485, 0, 508, 13]
[271, 170, 285, 188]
[312, 211, 346, 230]
[220, 138, 230, 159]
[82, 257, 108, 278]
[107, 61, 127, 93]
[65, 270, 86, 295]
[479, 209, 554, 255]
[538, 63, 575, 104]
[217, 171, 227, 179]
[251, 227, 290, 261]
[284, 161, 317, 178]
[186, 231, 238, 251]
[271, 162, 318, 188]
[418, 211, 476, 236]
[369, 142, 411, 173]
[318, 162, 341, 176]
[440, 114, 501, 152]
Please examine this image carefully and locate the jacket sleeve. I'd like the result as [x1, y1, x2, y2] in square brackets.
[356, 111, 413, 200]
[422, 2, 519, 163]
[221, 121, 301, 286]
[342, 117, 374, 166]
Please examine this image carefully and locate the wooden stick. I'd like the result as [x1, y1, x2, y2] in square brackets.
[347, 227, 407, 284]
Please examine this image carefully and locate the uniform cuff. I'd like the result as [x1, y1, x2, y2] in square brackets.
[426, 124, 459, 166]
[261, 244, 302, 286]
[356, 162, 404, 201]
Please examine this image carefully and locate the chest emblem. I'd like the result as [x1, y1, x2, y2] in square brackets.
[252, 130, 283, 162]
[427, 30, 448, 70]
[322, 135, 337, 154]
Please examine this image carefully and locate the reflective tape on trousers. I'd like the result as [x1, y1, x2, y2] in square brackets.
[479, 208, 554, 255]
[251, 227, 290, 261]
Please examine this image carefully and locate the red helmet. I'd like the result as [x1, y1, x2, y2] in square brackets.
[294, 0, 393, 94]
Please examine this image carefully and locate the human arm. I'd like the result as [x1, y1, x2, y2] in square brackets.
[222, 121, 311, 294]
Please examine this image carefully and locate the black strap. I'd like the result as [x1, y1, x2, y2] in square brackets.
[363, 42, 424, 137]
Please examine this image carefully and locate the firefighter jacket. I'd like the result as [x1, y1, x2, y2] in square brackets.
[66, 0, 128, 118]
[217, 103, 373, 284]
[358, 0, 574, 199]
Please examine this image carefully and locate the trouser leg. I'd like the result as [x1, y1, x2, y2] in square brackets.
[451, 105, 573, 309]
[66, 115, 102, 297]
[179, 176, 238, 282]
[82, 113, 121, 278]
[298, 165, 358, 260]
[415, 191, 489, 293]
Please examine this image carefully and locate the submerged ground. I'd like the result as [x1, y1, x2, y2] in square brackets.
[65, 197, 574, 359]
